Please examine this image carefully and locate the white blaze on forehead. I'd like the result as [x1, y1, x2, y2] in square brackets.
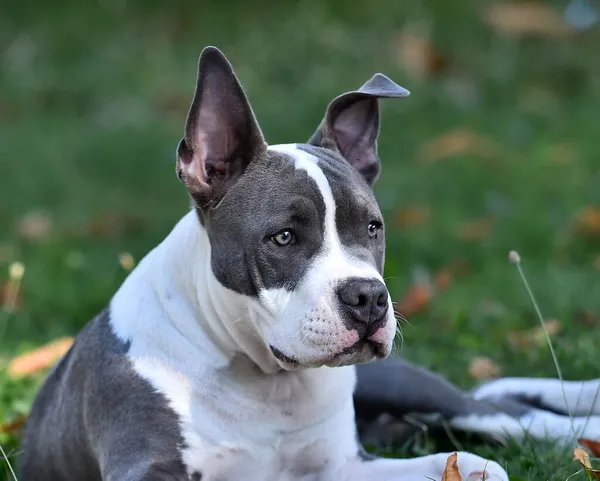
[268, 143, 382, 282]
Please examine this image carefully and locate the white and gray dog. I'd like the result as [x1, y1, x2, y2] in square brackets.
[20, 47, 600, 481]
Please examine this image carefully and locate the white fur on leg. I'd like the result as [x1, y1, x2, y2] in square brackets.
[472, 378, 600, 416]
[336, 452, 508, 481]
[449, 410, 600, 443]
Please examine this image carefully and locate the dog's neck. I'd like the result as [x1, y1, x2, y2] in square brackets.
[110, 210, 281, 374]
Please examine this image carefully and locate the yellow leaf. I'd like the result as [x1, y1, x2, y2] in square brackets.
[484, 2, 574, 38]
[393, 25, 447, 80]
[420, 128, 498, 164]
[457, 218, 495, 241]
[8, 337, 74, 378]
[468, 356, 502, 381]
[17, 211, 52, 242]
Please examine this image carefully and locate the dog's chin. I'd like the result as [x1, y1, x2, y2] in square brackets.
[270, 340, 389, 370]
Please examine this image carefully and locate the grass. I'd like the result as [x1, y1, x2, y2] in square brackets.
[1, 0, 600, 479]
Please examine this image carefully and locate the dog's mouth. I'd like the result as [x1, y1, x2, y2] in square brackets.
[269, 346, 300, 366]
[269, 339, 386, 369]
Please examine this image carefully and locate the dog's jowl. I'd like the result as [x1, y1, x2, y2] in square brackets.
[19, 47, 516, 481]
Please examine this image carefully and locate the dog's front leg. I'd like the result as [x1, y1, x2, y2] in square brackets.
[334, 452, 508, 481]
[101, 461, 194, 481]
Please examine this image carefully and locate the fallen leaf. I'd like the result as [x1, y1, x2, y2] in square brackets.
[483, 2, 574, 38]
[574, 447, 600, 479]
[468, 356, 502, 381]
[1, 280, 24, 312]
[420, 128, 499, 164]
[457, 217, 495, 241]
[393, 25, 447, 80]
[17, 211, 52, 242]
[395, 206, 431, 229]
[529, 319, 562, 346]
[396, 284, 432, 318]
[574, 206, 600, 236]
[549, 143, 576, 165]
[0, 243, 15, 263]
[578, 311, 598, 327]
[75, 212, 145, 240]
[7, 337, 74, 378]
[508, 319, 562, 349]
[442, 452, 463, 481]
[579, 438, 600, 457]
[435, 269, 452, 290]
[593, 255, 600, 272]
[0, 414, 27, 434]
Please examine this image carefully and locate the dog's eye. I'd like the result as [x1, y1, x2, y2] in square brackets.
[368, 221, 382, 239]
[271, 230, 296, 246]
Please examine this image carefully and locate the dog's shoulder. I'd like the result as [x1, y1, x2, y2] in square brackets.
[20, 308, 189, 481]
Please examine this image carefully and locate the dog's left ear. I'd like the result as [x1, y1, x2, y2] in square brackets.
[308, 74, 409, 186]
[177, 46, 267, 206]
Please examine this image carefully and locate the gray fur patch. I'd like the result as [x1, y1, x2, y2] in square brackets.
[19, 309, 188, 481]
[199, 150, 327, 297]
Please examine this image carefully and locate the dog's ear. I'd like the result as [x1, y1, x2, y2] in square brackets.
[308, 74, 409, 186]
[177, 46, 267, 206]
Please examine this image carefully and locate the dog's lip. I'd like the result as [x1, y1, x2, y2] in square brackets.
[270, 339, 385, 368]
[269, 345, 299, 366]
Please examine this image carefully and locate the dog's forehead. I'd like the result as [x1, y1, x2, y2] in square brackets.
[265, 144, 380, 215]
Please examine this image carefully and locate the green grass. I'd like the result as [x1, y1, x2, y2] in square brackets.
[1, 0, 600, 479]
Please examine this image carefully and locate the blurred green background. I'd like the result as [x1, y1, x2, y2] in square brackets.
[1, 0, 600, 479]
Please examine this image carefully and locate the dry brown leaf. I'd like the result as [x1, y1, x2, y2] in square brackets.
[457, 218, 495, 241]
[420, 128, 498, 163]
[396, 284, 432, 318]
[7, 337, 74, 378]
[468, 356, 502, 381]
[442, 452, 463, 481]
[435, 269, 452, 290]
[0, 414, 27, 434]
[0, 243, 15, 263]
[75, 212, 145, 240]
[574, 206, 600, 236]
[579, 438, 600, 458]
[508, 319, 562, 350]
[593, 255, 600, 272]
[395, 206, 431, 229]
[1, 280, 24, 312]
[393, 26, 447, 80]
[17, 211, 52, 242]
[529, 319, 561, 346]
[579, 311, 598, 327]
[484, 2, 574, 38]
[549, 143, 576, 165]
[574, 447, 600, 479]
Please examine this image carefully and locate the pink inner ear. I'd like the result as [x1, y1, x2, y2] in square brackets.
[332, 99, 377, 151]
[195, 98, 238, 166]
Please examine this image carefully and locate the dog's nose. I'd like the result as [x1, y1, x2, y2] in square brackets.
[337, 278, 389, 332]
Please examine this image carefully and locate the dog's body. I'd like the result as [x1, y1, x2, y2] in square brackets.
[20, 47, 600, 481]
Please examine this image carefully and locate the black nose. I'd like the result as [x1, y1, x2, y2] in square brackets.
[337, 277, 389, 335]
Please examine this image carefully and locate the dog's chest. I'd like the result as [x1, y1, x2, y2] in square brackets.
[130, 354, 358, 481]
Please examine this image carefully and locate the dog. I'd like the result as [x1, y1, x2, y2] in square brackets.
[19, 46, 600, 481]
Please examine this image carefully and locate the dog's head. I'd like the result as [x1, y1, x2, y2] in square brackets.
[177, 47, 409, 369]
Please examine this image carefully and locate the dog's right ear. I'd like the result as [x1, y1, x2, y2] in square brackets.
[177, 46, 267, 207]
